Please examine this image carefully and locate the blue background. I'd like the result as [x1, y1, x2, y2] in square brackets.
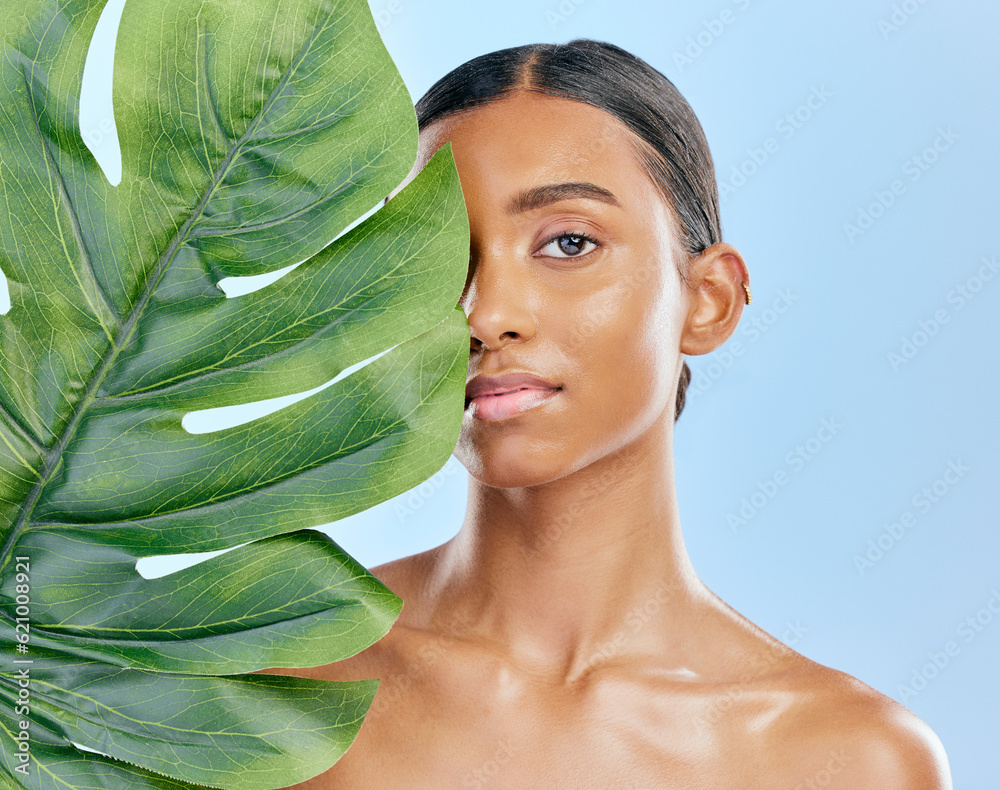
[74, 0, 998, 786]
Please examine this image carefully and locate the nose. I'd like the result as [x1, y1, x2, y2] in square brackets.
[461, 249, 537, 352]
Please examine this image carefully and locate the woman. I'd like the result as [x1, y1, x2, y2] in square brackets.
[279, 39, 952, 788]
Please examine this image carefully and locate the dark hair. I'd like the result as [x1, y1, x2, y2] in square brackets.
[415, 39, 722, 422]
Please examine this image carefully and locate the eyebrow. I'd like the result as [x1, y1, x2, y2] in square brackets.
[505, 182, 622, 215]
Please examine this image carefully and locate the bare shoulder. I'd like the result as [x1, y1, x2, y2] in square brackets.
[697, 593, 952, 787]
[369, 544, 443, 594]
[762, 662, 953, 789]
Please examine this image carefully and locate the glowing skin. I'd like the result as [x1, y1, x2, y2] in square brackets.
[270, 91, 951, 789]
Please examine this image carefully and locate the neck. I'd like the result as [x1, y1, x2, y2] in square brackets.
[423, 414, 709, 683]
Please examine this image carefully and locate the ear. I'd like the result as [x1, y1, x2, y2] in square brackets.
[679, 242, 750, 356]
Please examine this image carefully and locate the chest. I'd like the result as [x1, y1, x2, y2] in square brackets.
[319, 666, 770, 789]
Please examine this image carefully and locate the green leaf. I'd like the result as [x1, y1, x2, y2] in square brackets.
[1, 648, 381, 789]
[0, 0, 469, 786]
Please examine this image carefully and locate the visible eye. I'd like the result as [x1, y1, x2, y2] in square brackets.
[536, 231, 600, 259]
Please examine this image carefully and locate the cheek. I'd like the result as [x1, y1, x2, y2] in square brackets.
[569, 267, 677, 434]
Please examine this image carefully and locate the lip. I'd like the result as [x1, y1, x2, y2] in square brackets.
[465, 372, 562, 421]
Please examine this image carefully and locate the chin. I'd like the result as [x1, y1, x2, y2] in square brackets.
[454, 431, 576, 489]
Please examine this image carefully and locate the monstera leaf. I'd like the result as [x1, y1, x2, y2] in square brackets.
[0, 0, 469, 786]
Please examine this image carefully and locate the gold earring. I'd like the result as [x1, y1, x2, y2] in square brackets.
[741, 280, 752, 305]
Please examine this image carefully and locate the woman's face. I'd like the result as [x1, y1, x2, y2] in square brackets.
[415, 90, 693, 488]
